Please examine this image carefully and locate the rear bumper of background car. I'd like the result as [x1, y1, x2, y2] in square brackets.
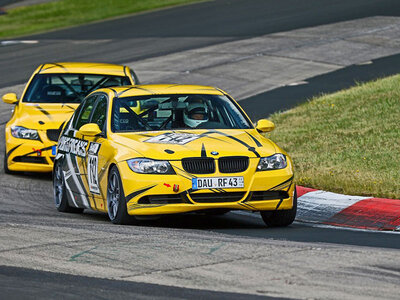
[5, 131, 57, 172]
[117, 160, 295, 216]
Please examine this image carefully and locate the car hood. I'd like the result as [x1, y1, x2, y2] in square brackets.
[15, 103, 79, 130]
[113, 129, 279, 161]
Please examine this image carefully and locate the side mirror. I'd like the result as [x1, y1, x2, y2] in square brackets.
[78, 123, 102, 136]
[256, 119, 275, 133]
[2, 93, 18, 104]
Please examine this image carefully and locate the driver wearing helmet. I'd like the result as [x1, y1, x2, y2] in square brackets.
[183, 98, 209, 128]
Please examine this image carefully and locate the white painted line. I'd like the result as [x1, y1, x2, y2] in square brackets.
[286, 81, 308, 86]
[1, 40, 39, 46]
[356, 61, 373, 65]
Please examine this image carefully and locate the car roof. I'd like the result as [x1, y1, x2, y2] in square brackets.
[36, 62, 128, 76]
[97, 84, 227, 97]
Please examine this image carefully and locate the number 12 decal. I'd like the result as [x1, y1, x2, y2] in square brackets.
[87, 142, 101, 194]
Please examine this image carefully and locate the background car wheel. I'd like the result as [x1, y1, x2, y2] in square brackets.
[107, 165, 137, 225]
[260, 187, 297, 227]
[4, 149, 14, 174]
[53, 161, 83, 213]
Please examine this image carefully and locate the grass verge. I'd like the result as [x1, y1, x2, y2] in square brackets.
[267, 75, 400, 199]
[0, 0, 202, 39]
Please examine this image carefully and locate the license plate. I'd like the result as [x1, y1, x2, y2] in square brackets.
[51, 145, 57, 156]
[192, 176, 244, 190]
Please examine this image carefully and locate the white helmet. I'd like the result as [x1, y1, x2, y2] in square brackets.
[183, 100, 209, 128]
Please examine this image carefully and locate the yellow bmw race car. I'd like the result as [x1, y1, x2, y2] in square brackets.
[53, 84, 296, 227]
[3, 62, 139, 173]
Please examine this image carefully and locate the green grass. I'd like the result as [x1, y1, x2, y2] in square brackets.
[0, 0, 203, 39]
[267, 75, 400, 199]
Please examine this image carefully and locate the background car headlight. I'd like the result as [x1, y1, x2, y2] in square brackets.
[127, 158, 175, 174]
[11, 126, 39, 140]
[257, 153, 287, 171]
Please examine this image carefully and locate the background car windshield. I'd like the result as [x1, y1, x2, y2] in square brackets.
[112, 94, 252, 132]
[23, 73, 131, 103]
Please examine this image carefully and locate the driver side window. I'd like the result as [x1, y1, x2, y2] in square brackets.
[89, 94, 108, 132]
[73, 95, 97, 130]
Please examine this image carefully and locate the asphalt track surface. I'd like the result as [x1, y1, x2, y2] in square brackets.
[0, 0, 14, 6]
[0, 265, 279, 300]
[1, 0, 400, 299]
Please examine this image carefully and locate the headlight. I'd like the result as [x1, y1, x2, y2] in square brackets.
[257, 153, 287, 171]
[11, 126, 39, 140]
[127, 158, 175, 174]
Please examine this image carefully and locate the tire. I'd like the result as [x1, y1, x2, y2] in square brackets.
[4, 149, 13, 174]
[107, 165, 137, 225]
[260, 188, 297, 227]
[53, 160, 83, 213]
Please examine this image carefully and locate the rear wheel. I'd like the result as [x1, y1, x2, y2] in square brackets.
[260, 188, 297, 227]
[107, 166, 138, 225]
[53, 160, 83, 213]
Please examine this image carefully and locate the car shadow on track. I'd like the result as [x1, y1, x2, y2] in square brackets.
[84, 210, 266, 229]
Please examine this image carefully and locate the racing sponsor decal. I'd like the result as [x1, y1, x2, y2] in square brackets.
[87, 142, 101, 195]
[58, 136, 88, 157]
[145, 132, 200, 145]
[64, 155, 90, 208]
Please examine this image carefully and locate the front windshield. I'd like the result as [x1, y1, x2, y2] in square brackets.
[112, 94, 252, 132]
[23, 73, 131, 103]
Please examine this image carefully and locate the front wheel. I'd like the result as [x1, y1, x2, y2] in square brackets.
[107, 166, 138, 225]
[4, 149, 14, 174]
[53, 160, 83, 213]
[260, 188, 297, 227]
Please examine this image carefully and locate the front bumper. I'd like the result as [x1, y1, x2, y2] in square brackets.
[5, 129, 57, 172]
[118, 159, 295, 216]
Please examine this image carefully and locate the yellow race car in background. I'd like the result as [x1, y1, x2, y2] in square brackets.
[3, 62, 139, 173]
[53, 84, 296, 227]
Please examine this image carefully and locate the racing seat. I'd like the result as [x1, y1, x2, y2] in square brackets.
[40, 85, 66, 102]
